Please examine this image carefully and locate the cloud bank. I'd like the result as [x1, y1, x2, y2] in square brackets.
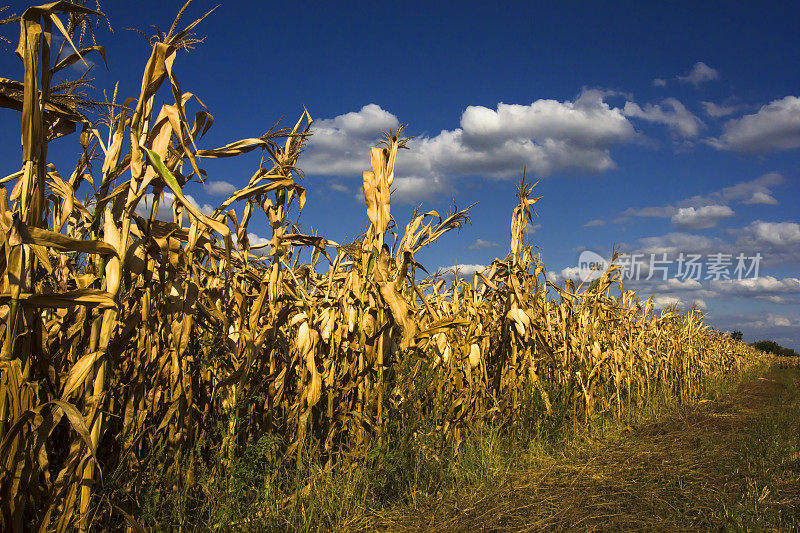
[302, 91, 640, 203]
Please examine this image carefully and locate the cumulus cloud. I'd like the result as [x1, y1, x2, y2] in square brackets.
[671, 205, 734, 230]
[406, 90, 636, 178]
[584, 219, 606, 227]
[677, 62, 720, 86]
[742, 191, 778, 205]
[457, 90, 634, 149]
[247, 232, 271, 246]
[620, 173, 784, 224]
[136, 194, 172, 220]
[714, 314, 800, 349]
[652, 78, 667, 87]
[636, 232, 724, 256]
[660, 278, 703, 291]
[135, 192, 214, 221]
[738, 221, 800, 248]
[616, 217, 799, 281]
[303, 104, 400, 175]
[524, 223, 542, 237]
[617, 218, 800, 275]
[628, 276, 720, 307]
[303, 91, 639, 194]
[240, 232, 272, 255]
[468, 238, 499, 250]
[706, 96, 800, 153]
[762, 295, 792, 304]
[650, 294, 706, 311]
[437, 263, 485, 279]
[392, 175, 451, 204]
[651, 295, 682, 310]
[711, 276, 800, 296]
[547, 258, 626, 286]
[672, 173, 783, 209]
[701, 101, 739, 118]
[203, 180, 236, 196]
[623, 98, 705, 137]
[748, 313, 800, 328]
[546, 266, 583, 285]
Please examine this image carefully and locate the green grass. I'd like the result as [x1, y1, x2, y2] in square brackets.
[374, 363, 800, 532]
[92, 361, 800, 531]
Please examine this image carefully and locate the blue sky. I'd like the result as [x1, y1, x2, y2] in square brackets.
[1, 1, 798, 348]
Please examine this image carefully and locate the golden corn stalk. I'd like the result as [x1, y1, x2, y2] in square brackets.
[0, 2, 763, 530]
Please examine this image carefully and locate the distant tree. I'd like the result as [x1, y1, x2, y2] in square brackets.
[751, 340, 800, 357]
[731, 330, 743, 341]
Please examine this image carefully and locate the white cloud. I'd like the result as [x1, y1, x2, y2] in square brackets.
[303, 104, 400, 175]
[135, 192, 214, 221]
[623, 98, 705, 137]
[738, 221, 800, 247]
[524, 223, 542, 237]
[650, 278, 704, 292]
[391, 175, 451, 204]
[670, 173, 784, 210]
[701, 101, 739, 118]
[231, 232, 272, 256]
[458, 90, 634, 148]
[627, 278, 716, 315]
[304, 91, 638, 188]
[743, 191, 778, 205]
[652, 78, 667, 87]
[651, 294, 706, 311]
[584, 219, 606, 227]
[468, 238, 499, 250]
[203, 180, 237, 196]
[750, 313, 800, 328]
[714, 314, 800, 348]
[621, 173, 784, 223]
[706, 96, 800, 153]
[691, 172, 784, 206]
[437, 264, 485, 279]
[405, 90, 636, 178]
[618, 218, 800, 274]
[320, 104, 400, 137]
[711, 276, 800, 296]
[136, 194, 172, 220]
[547, 266, 583, 285]
[671, 205, 734, 230]
[636, 232, 724, 256]
[247, 232, 271, 247]
[328, 181, 349, 193]
[652, 295, 682, 310]
[677, 62, 719, 86]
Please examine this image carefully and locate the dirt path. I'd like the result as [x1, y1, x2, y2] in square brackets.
[373, 366, 800, 532]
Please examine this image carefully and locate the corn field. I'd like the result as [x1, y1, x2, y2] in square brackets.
[0, 2, 763, 531]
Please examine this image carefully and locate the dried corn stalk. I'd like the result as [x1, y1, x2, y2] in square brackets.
[0, 2, 764, 530]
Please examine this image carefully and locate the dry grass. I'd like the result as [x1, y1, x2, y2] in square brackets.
[0, 2, 765, 531]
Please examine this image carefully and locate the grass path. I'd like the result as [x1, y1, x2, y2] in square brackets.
[370, 365, 800, 532]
